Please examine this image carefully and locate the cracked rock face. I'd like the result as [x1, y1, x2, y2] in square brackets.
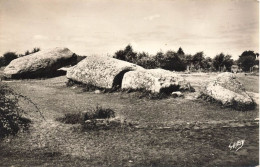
[121, 69, 191, 93]
[66, 55, 144, 89]
[201, 72, 255, 110]
[4, 47, 76, 79]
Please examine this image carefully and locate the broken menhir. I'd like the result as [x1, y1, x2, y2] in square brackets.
[200, 72, 255, 110]
[4, 47, 76, 79]
[121, 69, 192, 94]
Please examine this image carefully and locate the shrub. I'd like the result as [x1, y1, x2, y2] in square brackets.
[0, 52, 18, 67]
[84, 105, 115, 120]
[56, 105, 115, 124]
[57, 105, 132, 130]
[56, 113, 83, 124]
[113, 45, 137, 63]
[0, 83, 31, 138]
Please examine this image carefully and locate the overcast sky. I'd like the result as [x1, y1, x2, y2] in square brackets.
[0, 0, 258, 59]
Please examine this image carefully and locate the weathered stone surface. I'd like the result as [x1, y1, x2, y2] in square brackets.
[4, 47, 76, 78]
[121, 69, 192, 93]
[66, 55, 144, 89]
[201, 72, 255, 110]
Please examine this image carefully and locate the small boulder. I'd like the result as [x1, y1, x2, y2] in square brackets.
[200, 72, 255, 110]
[94, 90, 101, 94]
[121, 69, 192, 93]
[67, 55, 144, 89]
[4, 47, 76, 79]
[171, 91, 183, 97]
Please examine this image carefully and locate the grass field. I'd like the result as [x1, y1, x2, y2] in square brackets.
[0, 72, 258, 166]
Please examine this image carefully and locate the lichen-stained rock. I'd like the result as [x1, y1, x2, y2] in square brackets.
[66, 55, 144, 89]
[121, 69, 192, 93]
[4, 47, 76, 79]
[200, 72, 255, 110]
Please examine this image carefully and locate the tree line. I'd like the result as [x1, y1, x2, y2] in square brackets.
[113, 45, 259, 72]
[0, 45, 258, 72]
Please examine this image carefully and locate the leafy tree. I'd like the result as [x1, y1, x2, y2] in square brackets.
[124, 45, 137, 63]
[137, 52, 149, 60]
[213, 53, 225, 71]
[177, 47, 185, 55]
[185, 54, 193, 67]
[238, 50, 257, 71]
[19, 47, 41, 57]
[154, 51, 165, 67]
[32, 47, 40, 53]
[0, 57, 5, 67]
[213, 53, 233, 71]
[1, 52, 18, 66]
[192, 52, 205, 70]
[24, 50, 30, 56]
[238, 56, 255, 72]
[160, 51, 186, 71]
[223, 55, 234, 71]
[114, 50, 125, 61]
[201, 57, 213, 70]
[113, 45, 137, 63]
[255, 53, 259, 66]
[136, 53, 157, 69]
[241, 50, 256, 58]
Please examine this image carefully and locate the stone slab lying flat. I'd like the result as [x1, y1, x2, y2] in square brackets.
[4, 47, 76, 79]
[121, 69, 192, 93]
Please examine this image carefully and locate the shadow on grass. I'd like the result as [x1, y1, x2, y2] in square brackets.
[66, 79, 190, 100]
[2, 70, 67, 80]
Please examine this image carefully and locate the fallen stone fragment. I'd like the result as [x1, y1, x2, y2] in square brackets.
[121, 69, 192, 93]
[94, 90, 101, 94]
[200, 72, 255, 110]
[171, 91, 183, 97]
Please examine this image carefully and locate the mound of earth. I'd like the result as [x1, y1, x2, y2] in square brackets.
[121, 69, 192, 93]
[200, 72, 255, 110]
[66, 55, 144, 89]
[4, 47, 76, 79]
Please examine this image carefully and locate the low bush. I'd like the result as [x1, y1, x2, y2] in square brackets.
[57, 105, 115, 125]
[0, 84, 31, 139]
[56, 105, 132, 130]
[0, 52, 18, 67]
